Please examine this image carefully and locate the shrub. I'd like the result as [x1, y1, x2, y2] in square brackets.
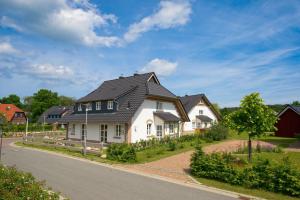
[191, 146, 300, 197]
[106, 143, 136, 162]
[167, 140, 176, 151]
[201, 123, 229, 141]
[0, 164, 60, 200]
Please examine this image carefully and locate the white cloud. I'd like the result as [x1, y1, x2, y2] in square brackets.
[140, 58, 178, 76]
[124, 0, 191, 43]
[0, 42, 18, 54]
[26, 64, 74, 80]
[0, 0, 119, 47]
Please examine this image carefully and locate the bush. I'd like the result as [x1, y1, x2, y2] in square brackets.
[201, 123, 229, 141]
[167, 140, 176, 151]
[107, 143, 136, 162]
[0, 164, 60, 200]
[191, 146, 300, 197]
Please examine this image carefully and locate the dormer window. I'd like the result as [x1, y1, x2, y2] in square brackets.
[156, 101, 163, 111]
[107, 101, 113, 110]
[96, 101, 101, 110]
[86, 103, 92, 111]
[78, 104, 82, 111]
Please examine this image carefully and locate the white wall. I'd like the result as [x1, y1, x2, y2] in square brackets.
[183, 103, 218, 132]
[130, 99, 180, 143]
[68, 123, 125, 143]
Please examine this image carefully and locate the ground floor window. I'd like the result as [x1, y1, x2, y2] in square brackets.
[156, 125, 163, 138]
[71, 124, 75, 135]
[115, 124, 121, 137]
[169, 123, 174, 134]
[147, 123, 152, 135]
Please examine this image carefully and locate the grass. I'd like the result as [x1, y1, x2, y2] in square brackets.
[196, 177, 300, 200]
[16, 142, 117, 164]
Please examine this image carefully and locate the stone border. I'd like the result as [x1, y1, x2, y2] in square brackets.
[11, 142, 264, 200]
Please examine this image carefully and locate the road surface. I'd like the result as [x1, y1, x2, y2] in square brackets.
[1, 138, 235, 200]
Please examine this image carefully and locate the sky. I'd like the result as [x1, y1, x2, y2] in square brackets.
[0, 0, 299, 107]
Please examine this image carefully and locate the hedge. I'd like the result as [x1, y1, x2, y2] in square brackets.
[106, 143, 136, 162]
[190, 146, 300, 197]
[0, 164, 60, 200]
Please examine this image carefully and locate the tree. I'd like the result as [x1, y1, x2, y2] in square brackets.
[212, 103, 221, 116]
[31, 89, 60, 122]
[0, 94, 23, 108]
[59, 96, 75, 106]
[225, 93, 277, 161]
[292, 101, 300, 106]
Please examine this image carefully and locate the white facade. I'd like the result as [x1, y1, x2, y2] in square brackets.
[183, 102, 218, 132]
[67, 99, 181, 143]
[130, 99, 180, 143]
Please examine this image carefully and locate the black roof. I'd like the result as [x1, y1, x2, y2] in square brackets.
[196, 115, 213, 122]
[179, 94, 204, 113]
[38, 106, 73, 124]
[291, 105, 300, 114]
[278, 105, 300, 116]
[64, 72, 188, 123]
[154, 112, 180, 122]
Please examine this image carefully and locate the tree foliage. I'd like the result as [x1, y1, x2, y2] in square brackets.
[0, 94, 23, 108]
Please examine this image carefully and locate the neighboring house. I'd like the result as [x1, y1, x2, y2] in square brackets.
[63, 72, 189, 143]
[38, 106, 73, 128]
[275, 105, 300, 137]
[180, 94, 221, 133]
[0, 104, 27, 124]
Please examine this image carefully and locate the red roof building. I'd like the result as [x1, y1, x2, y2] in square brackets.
[275, 105, 300, 137]
[0, 104, 27, 124]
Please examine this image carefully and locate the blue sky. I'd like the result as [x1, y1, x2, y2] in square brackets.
[0, 0, 299, 107]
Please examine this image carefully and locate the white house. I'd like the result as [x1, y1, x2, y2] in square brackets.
[180, 94, 221, 133]
[63, 72, 189, 143]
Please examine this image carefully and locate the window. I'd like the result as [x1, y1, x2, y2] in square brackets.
[199, 110, 203, 115]
[147, 123, 152, 135]
[115, 124, 121, 137]
[192, 121, 196, 128]
[78, 104, 82, 111]
[156, 125, 163, 138]
[169, 124, 174, 134]
[71, 124, 75, 135]
[199, 99, 204, 104]
[156, 101, 163, 111]
[96, 101, 101, 110]
[107, 101, 113, 110]
[86, 103, 92, 111]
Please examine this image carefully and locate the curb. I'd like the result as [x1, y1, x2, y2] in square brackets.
[11, 142, 264, 200]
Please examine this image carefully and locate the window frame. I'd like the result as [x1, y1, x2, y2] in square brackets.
[96, 101, 101, 110]
[78, 104, 82, 111]
[71, 124, 75, 135]
[169, 123, 174, 134]
[156, 125, 163, 138]
[199, 110, 203, 115]
[107, 101, 113, 110]
[156, 101, 163, 111]
[147, 123, 152, 135]
[115, 124, 121, 137]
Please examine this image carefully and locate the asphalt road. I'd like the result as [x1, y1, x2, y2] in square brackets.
[1, 138, 235, 200]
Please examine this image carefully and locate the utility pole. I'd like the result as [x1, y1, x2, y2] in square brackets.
[83, 105, 88, 156]
[25, 117, 28, 142]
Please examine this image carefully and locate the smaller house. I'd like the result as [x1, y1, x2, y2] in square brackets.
[0, 104, 27, 124]
[38, 106, 73, 129]
[180, 94, 221, 133]
[275, 105, 300, 137]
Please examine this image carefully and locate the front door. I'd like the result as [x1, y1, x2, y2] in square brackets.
[100, 124, 108, 143]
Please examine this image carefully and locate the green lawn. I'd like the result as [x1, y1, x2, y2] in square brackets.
[197, 177, 300, 200]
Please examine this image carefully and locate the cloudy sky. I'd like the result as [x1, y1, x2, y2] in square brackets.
[0, 0, 299, 107]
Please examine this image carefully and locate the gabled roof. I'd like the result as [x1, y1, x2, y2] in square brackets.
[64, 72, 189, 123]
[0, 104, 25, 121]
[38, 106, 73, 124]
[154, 112, 180, 122]
[278, 105, 300, 117]
[179, 94, 221, 120]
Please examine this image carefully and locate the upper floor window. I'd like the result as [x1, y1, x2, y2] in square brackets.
[156, 101, 163, 111]
[86, 103, 92, 111]
[199, 110, 203, 115]
[107, 101, 113, 110]
[115, 124, 121, 137]
[199, 99, 204, 104]
[78, 104, 82, 111]
[96, 101, 101, 110]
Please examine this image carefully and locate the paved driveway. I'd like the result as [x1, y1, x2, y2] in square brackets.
[1, 139, 235, 200]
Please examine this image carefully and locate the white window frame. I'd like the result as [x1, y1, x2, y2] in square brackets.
[147, 123, 152, 135]
[156, 125, 163, 138]
[199, 110, 203, 115]
[96, 101, 101, 110]
[169, 123, 174, 134]
[192, 121, 196, 129]
[107, 101, 113, 110]
[115, 124, 121, 137]
[86, 103, 92, 111]
[78, 104, 82, 111]
[156, 101, 163, 111]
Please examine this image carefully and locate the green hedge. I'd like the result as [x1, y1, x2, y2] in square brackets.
[107, 143, 136, 162]
[200, 123, 229, 142]
[0, 164, 60, 200]
[1, 123, 53, 134]
[191, 146, 300, 197]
